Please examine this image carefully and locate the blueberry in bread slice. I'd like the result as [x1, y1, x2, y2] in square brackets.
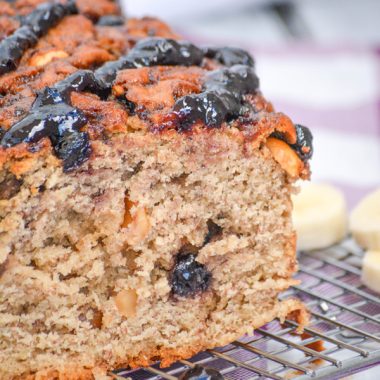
[0, 1, 312, 378]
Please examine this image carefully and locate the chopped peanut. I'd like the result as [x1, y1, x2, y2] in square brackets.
[114, 289, 137, 317]
[266, 138, 303, 177]
[122, 197, 136, 228]
[29, 50, 68, 67]
[122, 197, 151, 244]
[125, 207, 151, 245]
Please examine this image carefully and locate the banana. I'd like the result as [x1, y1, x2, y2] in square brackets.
[349, 188, 380, 250]
[361, 250, 380, 293]
[292, 182, 348, 251]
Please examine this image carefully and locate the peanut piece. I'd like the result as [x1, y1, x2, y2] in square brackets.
[266, 137, 303, 177]
[122, 197, 151, 244]
[29, 50, 68, 67]
[122, 197, 136, 228]
[114, 289, 137, 317]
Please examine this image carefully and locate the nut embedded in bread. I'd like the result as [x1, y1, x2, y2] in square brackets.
[0, 1, 313, 379]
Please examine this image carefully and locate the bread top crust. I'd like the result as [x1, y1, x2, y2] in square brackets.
[0, 0, 312, 177]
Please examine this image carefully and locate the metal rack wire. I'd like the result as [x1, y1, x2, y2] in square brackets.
[114, 238, 380, 379]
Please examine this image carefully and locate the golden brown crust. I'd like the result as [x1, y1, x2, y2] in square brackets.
[0, 3, 310, 179]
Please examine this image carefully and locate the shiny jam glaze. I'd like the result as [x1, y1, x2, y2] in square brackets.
[0, 3, 313, 172]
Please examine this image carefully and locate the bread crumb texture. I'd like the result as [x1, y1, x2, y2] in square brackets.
[1, 131, 307, 379]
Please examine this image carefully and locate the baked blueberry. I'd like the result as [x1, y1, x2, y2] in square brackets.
[130, 38, 203, 67]
[33, 88, 65, 108]
[270, 124, 313, 163]
[95, 56, 135, 88]
[291, 124, 313, 161]
[0, 103, 87, 148]
[171, 254, 211, 297]
[174, 93, 227, 131]
[173, 65, 259, 130]
[53, 131, 91, 172]
[54, 70, 109, 100]
[179, 365, 224, 380]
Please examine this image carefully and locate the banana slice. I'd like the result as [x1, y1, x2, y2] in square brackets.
[349, 188, 380, 250]
[361, 250, 380, 293]
[292, 182, 348, 250]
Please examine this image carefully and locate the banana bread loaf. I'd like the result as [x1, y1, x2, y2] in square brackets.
[0, 1, 312, 379]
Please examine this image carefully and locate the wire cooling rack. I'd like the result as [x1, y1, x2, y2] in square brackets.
[113, 238, 380, 379]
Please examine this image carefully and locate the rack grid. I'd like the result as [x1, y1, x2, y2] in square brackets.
[113, 238, 380, 379]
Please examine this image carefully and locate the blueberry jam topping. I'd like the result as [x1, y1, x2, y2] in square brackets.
[170, 254, 212, 297]
[173, 64, 259, 130]
[0, 26, 38, 75]
[21, 2, 77, 37]
[129, 38, 203, 67]
[0, 24, 312, 171]
[53, 131, 91, 172]
[0, 37, 206, 170]
[173, 93, 226, 130]
[97, 15, 125, 26]
[0, 2, 77, 75]
[0, 69, 110, 170]
[52, 70, 108, 101]
[179, 365, 224, 380]
[203, 46, 254, 67]
[291, 124, 313, 161]
[1, 101, 86, 147]
[95, 38, 204, 87]
[1, 89, 90, 172]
